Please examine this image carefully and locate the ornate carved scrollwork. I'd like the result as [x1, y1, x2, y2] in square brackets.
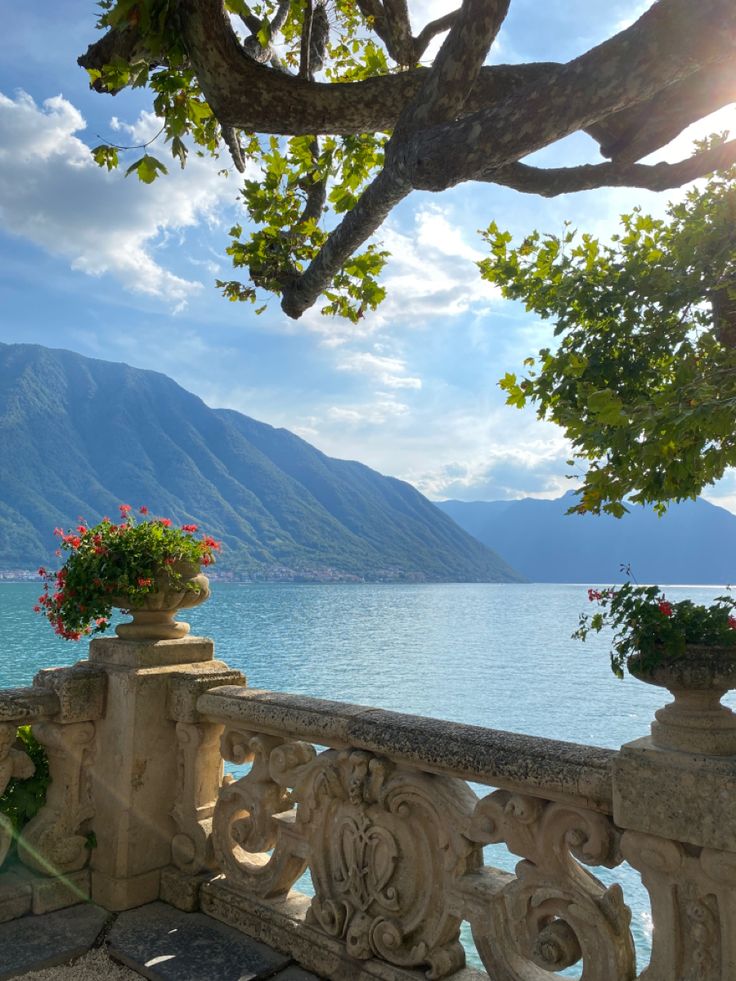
[17, 720, 95, 875]
[296, 749, 481, 980]
[466, 790, 636, 980]
[0, 723, 35, 868]
[211, 726, 315, 897]
[170, 720, 224, 874]
[622, 830, 736, 980]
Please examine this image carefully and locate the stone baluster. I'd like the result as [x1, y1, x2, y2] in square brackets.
[463, 790, 636, 980]
[0, 686, 64, 870]
[15, 665, 105, 879]
[0, 723, 35, 869]
[161, 669, 244, 911]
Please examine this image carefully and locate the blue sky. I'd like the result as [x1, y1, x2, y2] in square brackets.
[1, 1, 735, 509]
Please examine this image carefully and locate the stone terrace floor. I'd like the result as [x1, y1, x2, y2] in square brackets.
[1, 901, 321, 981]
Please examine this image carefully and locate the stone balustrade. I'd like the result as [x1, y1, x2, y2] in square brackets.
[1, 634, 735, 980]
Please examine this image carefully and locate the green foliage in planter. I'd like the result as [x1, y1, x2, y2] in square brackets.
[0, 726, 50, 834]
[574, 582, 736, 678]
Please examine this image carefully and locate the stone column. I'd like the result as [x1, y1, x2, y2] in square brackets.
[613, 707, 736, 979]
[85, 635, 243, 911]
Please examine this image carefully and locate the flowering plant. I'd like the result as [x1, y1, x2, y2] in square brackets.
[36, 505, 221, 640]
[573, 582, 736, 678]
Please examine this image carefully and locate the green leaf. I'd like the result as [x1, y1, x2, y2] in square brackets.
[91, 144, 119, 171]
[125, 154, 169, 184]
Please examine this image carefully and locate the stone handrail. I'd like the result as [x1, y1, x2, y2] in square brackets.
[0, 686, 60, 724]
[198, 686, 616, 811]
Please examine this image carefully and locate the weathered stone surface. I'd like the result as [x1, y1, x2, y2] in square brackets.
[198, 687, 615, 812]
[0, 688, 58, 724]
[201, 880, 487, 981]
[273, 967, 323, 980]
[18, 720, 95, 876]
[168, 670, 245, 724]
[108, 901, 291, 980]
[31, 868, 90, 914]
[89, 636, 215, 669]
[0, 872, 32, 924]
[88, 650, 232, 910]
[91, 868, 161, 912]
[159, 865, 214, 912]
[621, 829, 736, 980]
[32, 665, 106, 723]
[613, 736, 736, 851]
[0, 903, 109, 980]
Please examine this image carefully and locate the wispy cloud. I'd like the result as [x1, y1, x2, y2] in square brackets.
[336, 350, 422, 390]
[327, 396, 411, 428]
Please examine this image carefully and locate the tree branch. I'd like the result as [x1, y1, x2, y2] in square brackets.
[280, 166, 410, 318]
[281, 0, 510, 319]
[356, 0, 413, 65]
[382, 0, 414, 65]
[402, 0, 510, 130]
[413, 11, 459, 61]
[490, 139, 736, 196]
[81, 2, 558, 133]
[355, 0, 458, 65]
[587, 59, 736, 164]
[299, 0, 314, 79]
[297, 138, 327, 225]
[404, 0, 736, 190]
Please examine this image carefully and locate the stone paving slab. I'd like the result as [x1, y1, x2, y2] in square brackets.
[108, 902, 293, 980]
[272, 967, 322, 981]
[0, 903, 110, 981]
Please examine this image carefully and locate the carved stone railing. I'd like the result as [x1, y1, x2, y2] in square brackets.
[2, 633, 735, 981]
[192, 687, 636, 980]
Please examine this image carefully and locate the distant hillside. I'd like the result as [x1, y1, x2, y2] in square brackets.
[437, 493, 736, 584]
[0, 342, 523, 582]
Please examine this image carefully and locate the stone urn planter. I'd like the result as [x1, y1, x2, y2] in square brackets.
[113, 563, 210, 641]
[627, 644, 736, 755]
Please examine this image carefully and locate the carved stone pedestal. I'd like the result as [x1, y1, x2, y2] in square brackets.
[86, 636, 242, 911]
[614, 735, 736, 979]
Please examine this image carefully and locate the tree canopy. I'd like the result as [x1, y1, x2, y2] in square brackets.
[81, 0, 736, 323]
[79, 1, 736, 513]
[482, 163, 736, 516]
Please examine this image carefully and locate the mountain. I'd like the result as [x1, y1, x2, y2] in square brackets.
[437, 493, 736, 584]
[0, 342, 523, 582]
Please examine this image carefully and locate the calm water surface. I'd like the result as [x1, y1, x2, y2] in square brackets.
[2, 581, 731, 974]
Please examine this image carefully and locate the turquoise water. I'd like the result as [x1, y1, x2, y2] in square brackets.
[2, 581, 732, 974]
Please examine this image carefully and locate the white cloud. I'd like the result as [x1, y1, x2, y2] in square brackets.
[327, 396, 410, 427]
[336, 350, 422, 389]
[0, 92, 236, 309]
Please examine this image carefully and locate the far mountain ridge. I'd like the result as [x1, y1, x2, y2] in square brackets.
[0, 342, 523, 583]
[436, 493, 735, 584]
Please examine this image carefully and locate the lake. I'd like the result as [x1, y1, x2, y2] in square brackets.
[2, 580, 732, 974]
